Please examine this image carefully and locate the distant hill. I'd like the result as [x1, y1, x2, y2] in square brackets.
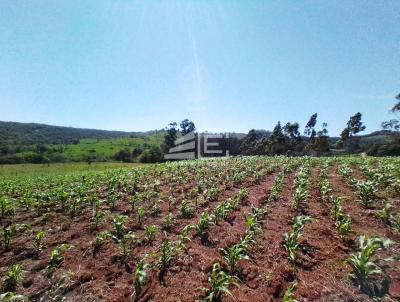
[0, 120, 398, 164]
[0, 121, 142, 145]
[0, 121, 165, 164]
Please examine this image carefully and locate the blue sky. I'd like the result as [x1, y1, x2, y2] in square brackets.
[0, 1, 399, 135]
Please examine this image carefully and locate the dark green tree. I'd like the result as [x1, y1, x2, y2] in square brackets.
[310, 122, 330, 156]
[339, 112, 366, 152]
[304, 113, 318, 138]
[267, 122, 288, 155]
[283, 122, 301, 141]
[164, 122, 178, 152]
[346, 112, 366, 137]
[382, 93, 400, 132]
[180, 119, 196, 135]
[114, 149, 132, 162]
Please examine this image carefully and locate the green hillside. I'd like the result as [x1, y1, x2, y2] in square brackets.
[0, 121, 398, 164]
[0, 121, 165, 164]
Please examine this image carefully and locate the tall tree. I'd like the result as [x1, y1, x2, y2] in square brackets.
[283, 122, 301, 141]
[268, 122, 288, 155]
[338, 112, 366, 152]
[180, 119, 196, 135]
[164, 122, 178, 152]
[310, 122, 330, 156]
[382, 93, 400, 131]
[392, 93, 400, 113]
[304, 113, 318, 138]
[346, 112, 366, 137]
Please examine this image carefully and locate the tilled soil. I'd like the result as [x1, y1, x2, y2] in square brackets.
[1, 164, 399, 302]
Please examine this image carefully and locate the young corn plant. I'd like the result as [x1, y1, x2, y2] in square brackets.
[243, 209, 263, 235]
[204, 263, 237, 302]
[113, 215, 128, 239]
[238, 232, 256, 256]
[253, 170, 263, 184]
[33, 230, 46, 258]
[136, 207, 146, 226]
[283, 281, 298, 302]
[393, 214, 400, 233]
[0, 196, 13, 218]
[130, 194, 139, 212]
[0, 292, 26, 301]
[283, 216, 311, 263]
[107, 191, 117, 210]
[177, 224, 194, 252]
[267, 172, 285, 203]
[319, 178, 330, 202]
[195, 211, 213, 243]
[2, 264, 25, 292]
[56, 189, 68, 212]
[92, 231, 110, 255]
[144, 225, 158, 243]
[151, 200, 161, 217]
[157, 239, 175, 282]
[330, 197, 352, 237]
[292, 168, 309, 209]
[2, 226, 13, 251]
[293, 185, 308, 209]
[335, 214, 352, 237]
[180, 200, 195, 219]
[162, 212, 175, 232]
[119, 232, 136, 259]
[357, 181, 377, 208]
[213, 201, 232, 225]
[348, 235, 393, 299]
[331, 197, 343, 221]
[68, 195, 81, 219]
[376, 203, 393, 226]
[90, 197, 104, 230]
[292, 215, 311, 233]
[49, 244, 70, 268]
[220, 244, 250, 275]
[167, 196, 176, 212]
[237, 189, 249, 204]
[133, 258, 149, 302]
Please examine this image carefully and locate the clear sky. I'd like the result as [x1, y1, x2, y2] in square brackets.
[0, 1, 399, 135]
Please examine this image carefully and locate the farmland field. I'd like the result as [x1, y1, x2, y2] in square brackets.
[0, 156, 399, 302]
[0, 162, 146, 178]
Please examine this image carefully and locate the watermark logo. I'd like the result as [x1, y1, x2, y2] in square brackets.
[164, 132, 230, 160]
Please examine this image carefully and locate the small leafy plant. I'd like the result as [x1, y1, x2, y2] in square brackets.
[180, 200, 195, 219]
[177, 224, 194, 252]
[376, 203, 392, 226]
[204, 263, 237, 302]
[357, 181, 377, 208]
[2, 226, 13, 251]
[144, 225, 158, 243]
[2, 264, 25, 292]
[33, 230, 46, 258]
[92, 231, 110, 254]
[195, 211, 213, 242]
[283, 281, 298, 302]
[220, 244, 249, 274]
[49, 244, 70, 268]
[157, 239, 175, 281]
[283, 216, 311, 263]
[134, 258, 149, 301]
[348, 236, 393, 299]
[113, 215, 128, 239]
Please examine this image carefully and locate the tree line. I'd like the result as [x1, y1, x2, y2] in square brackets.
[165, 95, 400, 158]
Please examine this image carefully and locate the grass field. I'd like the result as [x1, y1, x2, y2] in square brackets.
[59, 134, 163, 161]
[0, 162, 146, 177]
